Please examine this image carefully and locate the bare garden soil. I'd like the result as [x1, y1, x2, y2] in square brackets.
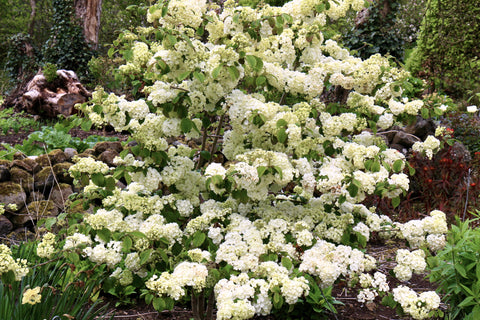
[0, 123, 443, 320]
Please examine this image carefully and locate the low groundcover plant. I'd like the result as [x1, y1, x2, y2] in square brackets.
[16, 0, 461, 319]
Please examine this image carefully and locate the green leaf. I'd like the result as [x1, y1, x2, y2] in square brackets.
[1, 270, 16, 284]
[455, 263, 468, 278]
[140, 249, 153, 264]
[393, 159, 403, 173]
[192, 231, 206, 247]
[273, 166, 283, 180]
[254, 56, 263, 72]
[177, 71, 191, 82]
[315, 4, 325, 12]
[166, 35, 177, 46]
[392, 197, 401, 208]
[228, 66, 240, 81]
[180, 118, 193, 133]
[421, 107, 429, 119]
[193, 71, 205, 83]
[105, 177, 116, 190]
[45, 217, 57, 230]
[371, 161, 381, 172]
[257, 166, 268, 178]
[158, 249, 169, 263]
[123, 236, 133, 252]
[281, 257, 293, 270]
[256, 76, 266, 87]
[212, 64, 223, 79]
[91, 172, 105, 187]
[381, 294, 396, 308]
[273, 292, 283, 309]
[97, 228, 111, 243]
[153, 297, 166, 311]
[245, 55, 257, 69]
[93, 105, 103, 114]
[200, 150, 211, 160]
[276, 119, 288, 128]
[458, 296, 475, 308]
[347, 183, 359, 197]
[276, 16, 284, 28]
[67, 252, 80, 264]
[81, 119, 92, 131]
[277, 128, 287, 143]
[107, 47, 116, 58]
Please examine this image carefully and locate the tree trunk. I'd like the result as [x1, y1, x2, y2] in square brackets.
[74, 0, 103, 49]
[378, 0, 393, 20]
[28, 0, 37, 36]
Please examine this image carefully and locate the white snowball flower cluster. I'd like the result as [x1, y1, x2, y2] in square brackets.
[215, 214, 266, 272]
[412, 136, 441, 160]
[215, 264, 309, 320]
[63, 233, 93, 250]
[393, 249, 426, 282]
[83, 240, 123, 268]
[393, 286, 441, 320]
[398, 210, 448, 250]
[356, 271, 389, 303]
[146, 262, 208, 300]
[69, 156, 110, 176]
[299, 240, 376, 288]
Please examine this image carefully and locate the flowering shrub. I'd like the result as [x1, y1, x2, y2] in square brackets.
[64, 0, 450, 318]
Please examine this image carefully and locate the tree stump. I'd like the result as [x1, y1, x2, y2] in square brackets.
[21, 69, 91, 118]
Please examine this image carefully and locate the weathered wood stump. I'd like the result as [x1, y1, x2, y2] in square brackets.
[21, 70, 91, 117]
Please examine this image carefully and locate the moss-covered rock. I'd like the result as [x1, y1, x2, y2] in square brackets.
[34, 167, 55, 192]
[0, 165, 10, 182]
[94, 141, 123, 155]
[11, 158, 42, 174]
[0, 181, 26, 211]
[49, 183, 73, 211]
[6, 227, 35, 243]
[35, 149, 68, 167]
[13, 200, 59, 226]
[10, 167, 34, 192]
[77, 148, 95, 158]
[0, 215, 13, 236]
[52, 162, 74, 184]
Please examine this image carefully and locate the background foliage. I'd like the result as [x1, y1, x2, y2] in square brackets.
[407, 0, 480, 104]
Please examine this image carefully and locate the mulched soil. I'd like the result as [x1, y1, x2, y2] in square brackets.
[0, 116, 444, 320]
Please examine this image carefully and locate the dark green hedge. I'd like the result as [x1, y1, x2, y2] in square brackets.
[410, 0, 480, 102]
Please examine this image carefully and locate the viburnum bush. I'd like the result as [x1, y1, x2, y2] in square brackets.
[35, 0, 451, 319]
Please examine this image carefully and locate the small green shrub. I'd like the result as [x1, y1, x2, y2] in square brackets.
[428, 216, 480, 319]
[42, 62, 58, 83]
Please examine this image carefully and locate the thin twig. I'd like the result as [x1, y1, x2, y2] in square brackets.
[96, 311, 159, 319]
[377, 130, 422, 141]
[463, 168, 471, 221]
[170, 85, 189, 92]
[196, 121, 210, 170]
[208, 114, 225, 165]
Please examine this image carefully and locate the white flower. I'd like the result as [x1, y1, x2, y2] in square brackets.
[467, 105, 478, 113]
